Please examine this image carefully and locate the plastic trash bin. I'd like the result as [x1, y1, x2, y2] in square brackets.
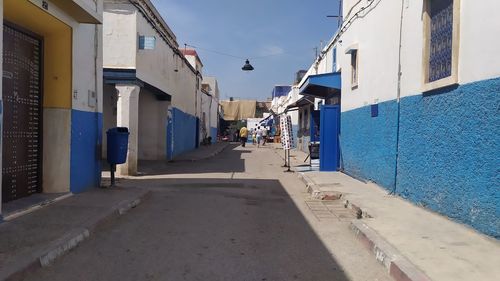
[106, 127, 129, 165]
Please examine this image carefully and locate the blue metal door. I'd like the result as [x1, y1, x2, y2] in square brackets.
[319, 105, 340, 171]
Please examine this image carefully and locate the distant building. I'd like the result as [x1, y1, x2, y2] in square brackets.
[202, 77, 221, 143]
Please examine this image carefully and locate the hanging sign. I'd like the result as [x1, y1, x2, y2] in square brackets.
[280, 115, 295, 150]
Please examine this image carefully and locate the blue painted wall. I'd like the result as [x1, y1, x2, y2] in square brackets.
[341, 100, 399, 188]
[210, 127, 218, 143]
[397, 78, 500, 238]
[167, 107, 197, 160]
[70, 110, 102, 193]
[340, 78, 500, 238]
[292, 124, 299, 148]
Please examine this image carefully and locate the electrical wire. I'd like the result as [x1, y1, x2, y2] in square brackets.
[184, 44, 286, 61]
[185, 44, 245, 59]
[315, 0, 380, 62]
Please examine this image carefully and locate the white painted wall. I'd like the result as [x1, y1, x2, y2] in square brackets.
[203, 76, 220, 129]
[338, 0, 500, 112]
[72, 23, 103, 113]
[103, 3, 136, 69]
[43, 109, 71, 193]
[338, 0, 401, 112]
[200, 92, 211, 139]
[457, 0, 500, 84]
[102, 83, 117, 158]
[138, 89, 169, 160]
[135, 12, 198, 116]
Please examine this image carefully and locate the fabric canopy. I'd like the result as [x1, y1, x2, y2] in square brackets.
[299, 72, 341, 98]
[220, 100, 257, 121]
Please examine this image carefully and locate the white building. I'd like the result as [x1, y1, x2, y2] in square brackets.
[202, 76, 221, 143]
[103, 0, 201, 175]
[298, 0, 500, 238]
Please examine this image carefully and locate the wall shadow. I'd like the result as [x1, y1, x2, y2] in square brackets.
[137, 144, 250, 175]
[43, 177, 353, 281]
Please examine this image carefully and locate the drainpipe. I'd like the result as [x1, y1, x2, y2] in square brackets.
[95, 24, 101, 187]
[390, 0, 405, 195]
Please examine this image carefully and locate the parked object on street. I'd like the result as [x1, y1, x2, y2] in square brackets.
[106, 127, 130, 187]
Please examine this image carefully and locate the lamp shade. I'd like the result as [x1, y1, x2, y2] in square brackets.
[242, 59, 254, 71]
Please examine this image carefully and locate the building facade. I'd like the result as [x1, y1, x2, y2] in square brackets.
[103, 0, 201, 174]
[202, 76, 221, 143]
[337, 0, 500, 237]
[0, 0, 103, 215]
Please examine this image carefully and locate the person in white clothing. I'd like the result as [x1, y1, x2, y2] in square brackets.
[255, 126, 263, 148]
[261, 127, 268, 145]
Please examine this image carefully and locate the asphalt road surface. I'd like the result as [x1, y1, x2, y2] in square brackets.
[24, 144, 391, 281]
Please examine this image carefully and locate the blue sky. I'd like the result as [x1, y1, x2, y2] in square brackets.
[151, 0, 341, 101]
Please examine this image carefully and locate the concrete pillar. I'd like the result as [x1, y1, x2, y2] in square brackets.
[115, 84, 140, 176]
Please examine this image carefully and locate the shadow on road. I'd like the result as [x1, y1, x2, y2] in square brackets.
[137, 144, 251, 175]
[31, 177, 353, 281]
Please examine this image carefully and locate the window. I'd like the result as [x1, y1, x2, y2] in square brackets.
[332, 47, 337, 72]
[422, 0, 460, 91]
[351, 50, 358, 88]
[138, 36, 156, 50]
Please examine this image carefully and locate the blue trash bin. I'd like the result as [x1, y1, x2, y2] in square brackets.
[106, 127, 129, 165]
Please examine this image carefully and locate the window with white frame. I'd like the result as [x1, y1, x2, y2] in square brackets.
[423, 0, 460, 91]
[351, 50, 358, 87]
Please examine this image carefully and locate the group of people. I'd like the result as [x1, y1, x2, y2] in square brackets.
[238, 126, 268, 148]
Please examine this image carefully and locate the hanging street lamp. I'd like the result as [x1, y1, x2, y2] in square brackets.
[241, 59, 254, 71]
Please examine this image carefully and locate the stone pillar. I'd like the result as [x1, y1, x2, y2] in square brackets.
[115, 84, 140, 176]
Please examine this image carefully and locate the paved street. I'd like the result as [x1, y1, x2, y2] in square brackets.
[23, 144, 390, 281]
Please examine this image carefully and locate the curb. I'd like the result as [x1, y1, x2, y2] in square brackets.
[350, 221, 432, 281]
[3, 193, 74, 221]
[298, 172, 342, 200]
[293, 160, 431, 281]
[3, 189, 151, 281]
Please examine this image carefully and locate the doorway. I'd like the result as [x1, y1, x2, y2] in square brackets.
[319, 105, 340, 171]
[2, 23, 43, 202]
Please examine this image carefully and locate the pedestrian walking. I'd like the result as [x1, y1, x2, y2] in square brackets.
[256, 126, 263, 148]
[262, 127, 268, 145]
[239, 126, 248, 147]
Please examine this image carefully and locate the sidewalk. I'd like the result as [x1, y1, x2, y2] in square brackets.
[172, 142, 230, 162]
[0, 187, 150, 281]
[273, 145, 500, 281]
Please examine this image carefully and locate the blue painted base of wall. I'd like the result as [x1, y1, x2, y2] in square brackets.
[292, 125, 299, 148]
[341, 78, 500, 238]
[70, 110, 103, 194]
[341, 100, 398, 188]
[210, 127, 218, 143]
[167, 107, 197, 160]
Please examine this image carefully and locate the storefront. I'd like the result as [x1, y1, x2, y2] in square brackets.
[298, 72, 341, 171]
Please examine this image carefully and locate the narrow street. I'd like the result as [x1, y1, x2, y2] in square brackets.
[23, 144, 390, 281]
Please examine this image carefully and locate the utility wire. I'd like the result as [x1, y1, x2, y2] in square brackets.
[185, 44, 245, 59]
[184, 44, 286, 60]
